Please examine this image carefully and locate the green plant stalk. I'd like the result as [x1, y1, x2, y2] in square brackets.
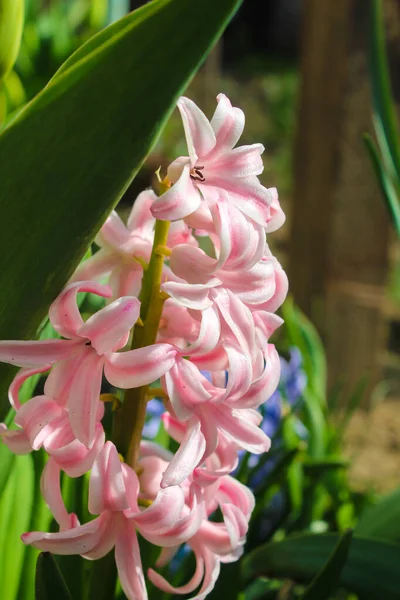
[113, 213, 170, 468]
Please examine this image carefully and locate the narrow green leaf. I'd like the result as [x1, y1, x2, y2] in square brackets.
[0, 0, 242, 419]
[355, 486, 400, 543]
[0, 442, 15, 497]
[300, 530, 353, 600]
[369, 0, 400, 183]
[0, 453, 35, 600]
[35, 552, 72, 600]
[242, 533, 400, 600]
[364, 133, 400, 236]
[0, 0, 25, 82]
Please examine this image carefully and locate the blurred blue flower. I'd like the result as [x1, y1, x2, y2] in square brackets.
[142, 397, 164, 439]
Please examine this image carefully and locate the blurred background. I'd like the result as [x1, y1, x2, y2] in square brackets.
[4, 0, 400, 495]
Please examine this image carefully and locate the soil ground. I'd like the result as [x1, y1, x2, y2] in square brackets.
[343, 400, 400, 493]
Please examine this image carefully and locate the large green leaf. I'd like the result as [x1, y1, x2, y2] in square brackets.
[0, 0, 242, 418]
[35, 552, 72, 600]
[242, 533, 400, 599]
[300, 530, 353, 600]
[355, 486, 400, 543]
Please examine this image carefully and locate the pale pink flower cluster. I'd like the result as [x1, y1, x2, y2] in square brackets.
[0, 94, 287, 599]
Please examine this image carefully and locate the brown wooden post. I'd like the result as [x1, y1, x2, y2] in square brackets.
[289, 0, 392, 404]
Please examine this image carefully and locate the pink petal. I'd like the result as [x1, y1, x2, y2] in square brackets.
[178, 96, 216, 163]
[169, 245, 215, 284]
[201, 177, 271, 226]
[162, 280, 218, 311]
[22, 511, 115, 555]
[185, 306, 220, 356]
[15, 395, 64, 450]
[127, 189, 156, 236]
[104, 344, 177, 389]
[49, 281, 112, 339]
[165, 358, 211, 421]
[207, 144, 264, 179]
[213, 289, 255, 357]
[49, 423, 105, 478]
[0, 339, 80, 368]
[211, 195, 265, 271]
[95, 210, 131, 250]
[148, 548, 205, 595]
[210, 93, 245, 151]
[161, 420, 206, 487]
[266, 187, 286, 233]
[109, 263, 144, 299]
[41, 459, 77, 530]
[77, 296, 140, 354]
[70, 249, 119, 285]
[9, 365, 51, 410]
[89, 441, 129, 514]
[151, 164, 201, 221]
[214, 404, 271, 454]
[232, 344, 281, 409]
[67, 349, 104, 447]
[0, 424, 31, 454]
[115, 519, 148, 600]
[191, 544, 221, 600]
[44, 345, 88, 408]
[133, 486, 185, 534]
[254, 257, 288, 312]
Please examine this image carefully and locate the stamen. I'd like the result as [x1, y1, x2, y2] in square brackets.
[190, 165, 206, 182]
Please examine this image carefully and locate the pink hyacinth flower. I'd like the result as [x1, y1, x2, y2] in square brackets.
[0, 281, 177, 447]
[71, 190, 197, 297]
[151, 93, 272, 226]
[23, 442, 204, 600]
[1, 365, 105, 475]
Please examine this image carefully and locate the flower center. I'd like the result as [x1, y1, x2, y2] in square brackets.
[190, 165, 205, 182]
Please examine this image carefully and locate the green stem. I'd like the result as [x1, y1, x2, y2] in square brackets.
[113, 217, 170, 468]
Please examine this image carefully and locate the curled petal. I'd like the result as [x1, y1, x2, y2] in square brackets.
[213, 289, 255, 358]
[184, 308, 220, 357]
[89, 441, 129, 514]
[178, 96, 216, 164]
[49, 281, 112, 339]
[162, 280, 219, 311]
[95, 211, 131, 250]
[44, 345, 88, 408]
[77, 296, 140, 354]
[115, 519, 148, 600]
[9, 365, 51, 410]
[208, 144, 264, 178]
[0, 424, 31, 454]
[70, 249, 119, 285]
[41, 459, 77, 530]
[15, 395, 64, 450]
[127, 189, 156, 236]
[0, 339, 80, 368]
[133, 486, 185, 534]
[161, 420, 206, 488]
[232, 344, 281, 409]
[105, 344, 176, 389]
[151, 164, 201, 221]
[266, 187, 286, 233]
[67, 349, 104, 448]
[148, 548, 205, 595]
[213, 404, 271, 454]
[210, 93, 245, 151]
[202, 176, 271, 226]
[22, 511, 115, 555]
[165, 359, 211, 421]
[49, 423, 105, 478]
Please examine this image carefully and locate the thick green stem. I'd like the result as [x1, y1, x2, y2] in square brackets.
[113, 217, 170, 468]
